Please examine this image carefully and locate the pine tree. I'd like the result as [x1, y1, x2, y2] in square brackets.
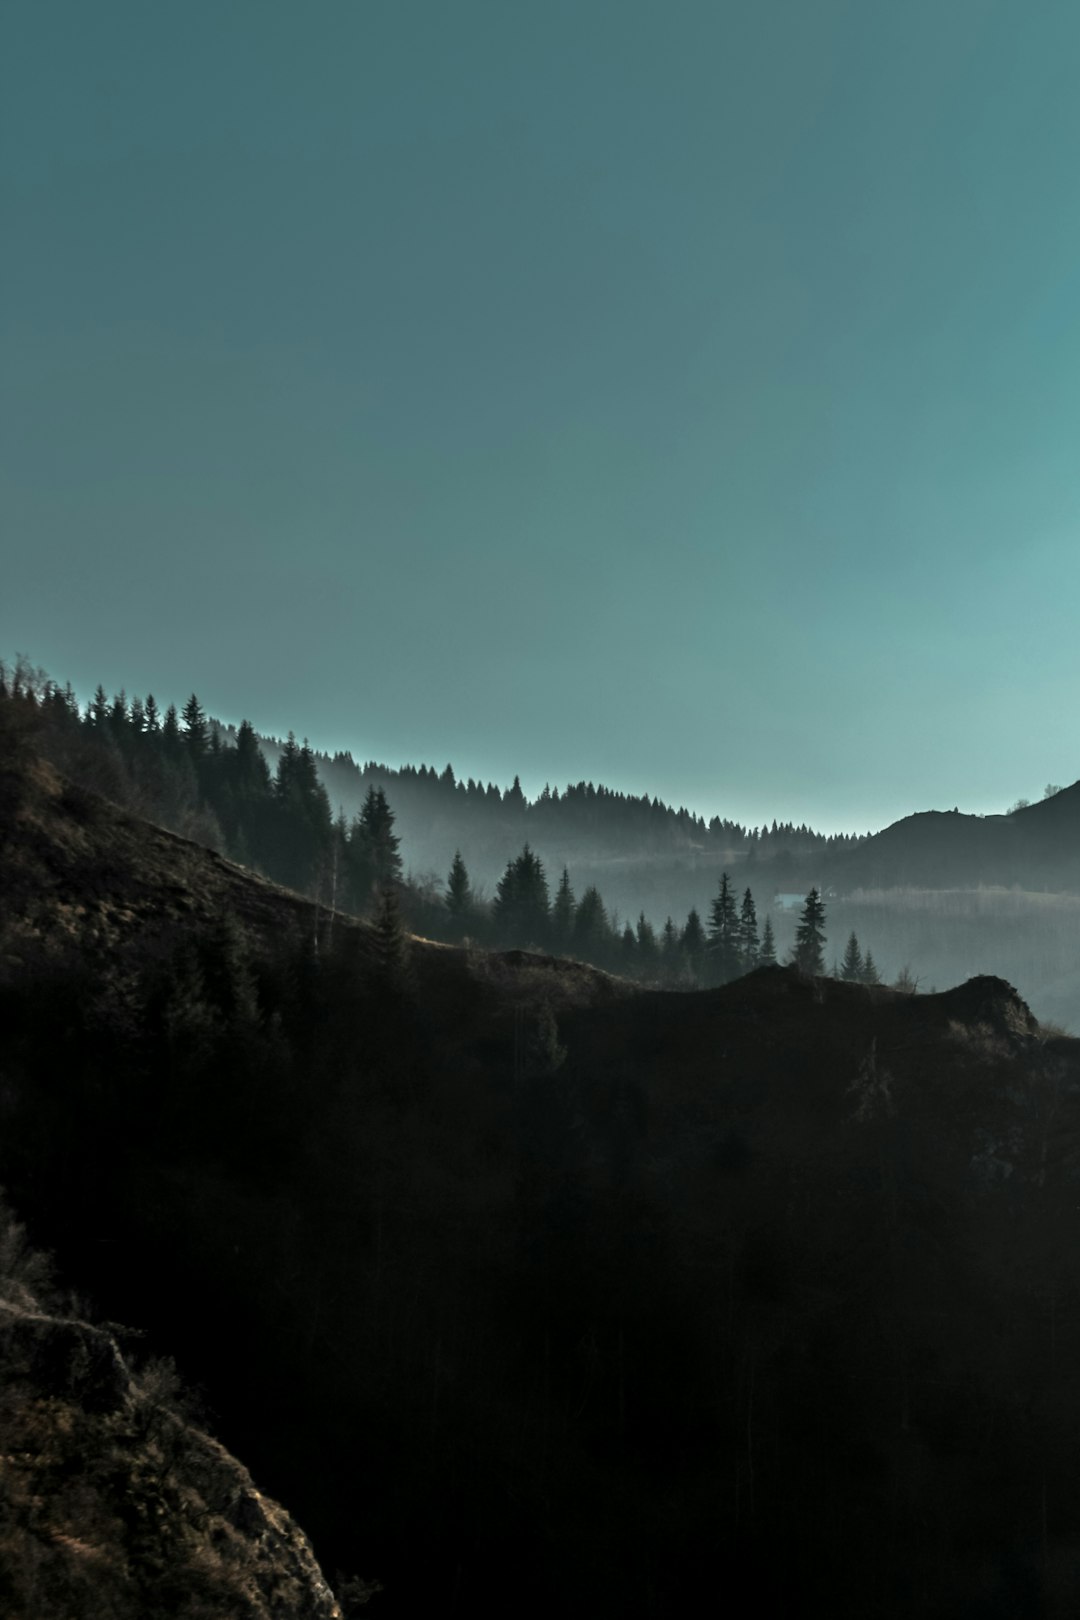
[707, 872, 741, 985]
[492, 844, 550, 947]
[793, 888, 827, 975]
[551, 867, 576, 950]
[841, 931, 863, 982]
[573, 885, 611, 965]
[445, 850, 473, 936]
[681, 908, 706, 980]
[108, 691, 128, 739]
[161, 704, 181, 754]
[275, 733, 301, 794]
[88, 685, 109, 729]
[346, 785, 402, 912]
[234, 719, 272, 793]
[144, 693, 161, 733]
[360, 785, 403, 888]
[181, 693, 209, 760]
[635, 912, 659, 974]
[759, 914, 777, 966]
[271, 733, 334, 894]
[738, 887, 760, 971]
[861, 949, 881, 986]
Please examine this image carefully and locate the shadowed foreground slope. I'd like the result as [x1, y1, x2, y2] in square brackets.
[4, 731, 1080, 1616]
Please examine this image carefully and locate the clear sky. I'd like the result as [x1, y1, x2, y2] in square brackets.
[4, 1, 1080, 833]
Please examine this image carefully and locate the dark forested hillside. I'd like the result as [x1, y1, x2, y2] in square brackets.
[4, 709, 1080, 1616]
[0, 658, 863, 921]
[0, 660, 863, 985]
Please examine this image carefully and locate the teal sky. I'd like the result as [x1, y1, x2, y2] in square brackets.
[5, 1, 1080, 833]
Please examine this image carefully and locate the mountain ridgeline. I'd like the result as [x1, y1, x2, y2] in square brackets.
[2, 658, 859, 894]
[4, 705, 1080, 1615]
[7, 659, 1080, 1025]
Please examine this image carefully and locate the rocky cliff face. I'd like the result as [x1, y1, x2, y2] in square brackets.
[0, 1210, 350, 1620]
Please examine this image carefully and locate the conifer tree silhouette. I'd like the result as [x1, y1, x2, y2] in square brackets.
[793, 888, 827, 975]
[738, 887, 760, 970]
[707, 873, 741, 984]
[841, 931, 863, 982]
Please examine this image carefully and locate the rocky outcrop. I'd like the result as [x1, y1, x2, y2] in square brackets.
[934, 973, 1038, 1038]
[0, 1247, 350, 1620]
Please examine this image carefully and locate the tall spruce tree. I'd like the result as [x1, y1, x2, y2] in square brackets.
[88, 685, 109, 729]
[108, 691, 128, 740]
[793, 888, 827, 975]
[273, 733, 334, 894]
[445, 850, 473, 936]
[738, 887, 760, 971]
[861, 949, 881, 986]
[492, 844, 550, 947]
[551, 867, 576, 951]
[234, 719, 270, 791]
[346, 785, 402, 913]
[680, 908, 706, 980]
[707, 872, 741, 985]
[759, 913, 777, 966]
[361, 785, 403, 887]
[635, 912, 659, 974]
[181, 693, 208, 761]
[841, 931, 863, 982]
[573, 885, 611, 965]
[161, 704, 181, 754]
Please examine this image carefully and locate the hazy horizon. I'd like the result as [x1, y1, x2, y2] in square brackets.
[9, 656, 1067, 841]
[6, 2, 1080, 834]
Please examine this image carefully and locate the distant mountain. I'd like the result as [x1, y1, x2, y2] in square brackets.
[829, 783, 1080, 892]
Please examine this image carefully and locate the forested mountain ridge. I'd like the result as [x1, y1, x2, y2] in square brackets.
[7, 658, 1080, 1028]
[4, 708, 1080, 1614]
[18, 655, 1080, 906]
[252, 725, 861, 857]
[233, 722, 865, 916]
[0, 661, 862, 987]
